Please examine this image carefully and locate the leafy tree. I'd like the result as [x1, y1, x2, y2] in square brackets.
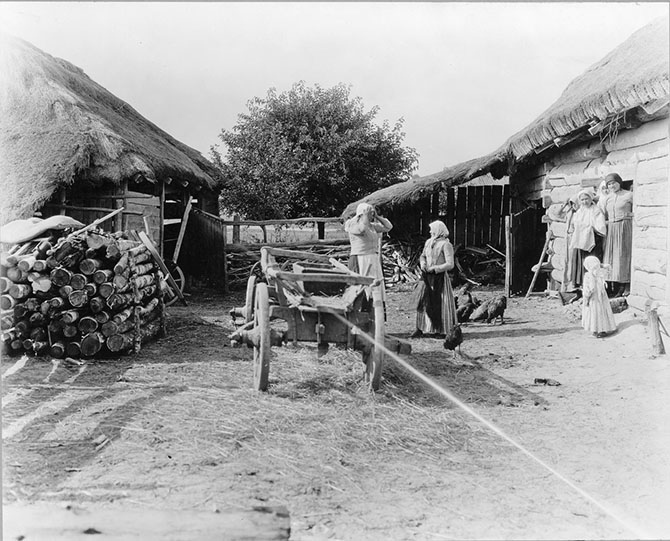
[212, 82, 418, 219]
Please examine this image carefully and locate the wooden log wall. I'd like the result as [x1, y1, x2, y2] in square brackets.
[538, 117, 669, 305]
[1, 228, 166, 358]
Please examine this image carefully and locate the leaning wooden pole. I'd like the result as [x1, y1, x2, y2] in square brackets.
[647, 302, 666, 355]
[525, 230, 553, 299]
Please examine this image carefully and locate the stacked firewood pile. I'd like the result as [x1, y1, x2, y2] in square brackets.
[452, 245, 506, 287]
[1, 229, 165, 358]
[384, 240, 421, 284]
[225, 238, 506, 290]
[383, 240, 506, 287]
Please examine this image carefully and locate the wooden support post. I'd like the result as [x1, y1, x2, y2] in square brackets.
[232, 214, 241, 244]
[222, 222, 229, 294]
[647, 303, 666, 355]
[504, 215, 511, 298]
[159, 181, 166, 257]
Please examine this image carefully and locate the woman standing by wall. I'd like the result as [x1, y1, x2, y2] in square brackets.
[411, 220, 457, 338]
[567, 189, 607, 292]
[598, 173, 633, 297]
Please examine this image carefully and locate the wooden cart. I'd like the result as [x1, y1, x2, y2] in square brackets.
[230, 247, 410, 391]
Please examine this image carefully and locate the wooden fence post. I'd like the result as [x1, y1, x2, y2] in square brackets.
[232, 215, 240, 244]
[222, 222, 228, 293]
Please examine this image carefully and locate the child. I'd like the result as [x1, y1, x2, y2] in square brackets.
[582, 256, 616, 338]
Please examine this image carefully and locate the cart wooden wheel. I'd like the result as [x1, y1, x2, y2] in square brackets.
[364, 286, 385, 391]
[164, 261, 186, 307]
[244, 275, 257, 322]
[252, 282, 271, 391]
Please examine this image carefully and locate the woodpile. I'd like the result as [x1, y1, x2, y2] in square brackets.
[1, 228, 166, 359]
[384, 240, 421, 284]
[225, 238, 506, 290]
[452, 245, 506, 287]
[384, 240, 506, 287]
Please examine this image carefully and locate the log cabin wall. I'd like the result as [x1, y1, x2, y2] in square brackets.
[538, 117, 669, 309]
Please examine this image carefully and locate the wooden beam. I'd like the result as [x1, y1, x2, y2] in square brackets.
[641, 97, 670, 116]
[3, 503, 290, 540]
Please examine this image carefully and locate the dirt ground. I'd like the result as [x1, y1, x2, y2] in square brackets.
[3, 282, 670, 540]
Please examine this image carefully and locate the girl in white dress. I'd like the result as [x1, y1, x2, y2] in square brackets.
[582, 256, 616, 338]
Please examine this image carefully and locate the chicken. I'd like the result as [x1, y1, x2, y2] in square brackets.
[454, 284, 473, 306]
[443, 324, 463, 359]
[456, 299, 476, 323]
[455, 284, 477, 323]
[471, 295, 507, 324]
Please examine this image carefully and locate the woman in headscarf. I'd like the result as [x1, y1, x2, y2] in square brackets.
[598, 172, 633, 297]
[596, 179, 609, 203]
[344, 202, 392, 302]
[411, 220, 457, 338]
[567, 188, 607, 290]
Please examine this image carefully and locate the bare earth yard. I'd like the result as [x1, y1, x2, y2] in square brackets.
[3, 283, 670, 540]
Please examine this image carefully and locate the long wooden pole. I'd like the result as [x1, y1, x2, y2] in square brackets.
[68, 207, 124, 239]
[173, 195, 193, 264]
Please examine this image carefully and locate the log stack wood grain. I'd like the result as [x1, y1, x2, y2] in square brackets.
[1, 227, 166, 358]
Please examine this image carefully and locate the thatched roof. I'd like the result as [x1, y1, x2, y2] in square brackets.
[0, 34, 219, 223]
[344, 151, 508, 213]
[344, 16, 669, 218]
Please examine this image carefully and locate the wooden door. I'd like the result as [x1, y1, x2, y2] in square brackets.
[507, 205, 546, 296]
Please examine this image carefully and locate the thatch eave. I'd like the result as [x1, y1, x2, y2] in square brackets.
[0, 33, 220, 223]
[342, 150, 507, 218]
[345, 17, 668, 217]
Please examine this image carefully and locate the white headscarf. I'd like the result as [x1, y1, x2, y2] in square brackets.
[356, 203, 373, 216]
[583, 255, 601, 274]
[429, 220, 449, 239]
[576, 189, 596, 205]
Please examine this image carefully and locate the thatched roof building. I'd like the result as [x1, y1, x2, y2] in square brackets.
[0, 33, 219, 225]
[344, 16, 669, 218]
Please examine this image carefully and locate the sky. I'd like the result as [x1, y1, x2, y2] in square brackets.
[1, 2, 668, 177]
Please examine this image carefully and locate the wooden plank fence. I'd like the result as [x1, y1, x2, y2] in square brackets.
[179, 208, 228, 290]
[181, 186, 509, 291]
[441, 185, 509, 250]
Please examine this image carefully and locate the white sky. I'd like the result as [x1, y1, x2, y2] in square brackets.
[1, 2, 668, 176]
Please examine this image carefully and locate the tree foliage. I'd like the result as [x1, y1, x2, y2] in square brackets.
[212, 82, 418, 219]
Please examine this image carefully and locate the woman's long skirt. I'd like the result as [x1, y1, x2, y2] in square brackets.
[568, 235, 604, 289]
[349, 253, 386, 302]
[415, 271, 457, 334]
[603, 219, 632, 282]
